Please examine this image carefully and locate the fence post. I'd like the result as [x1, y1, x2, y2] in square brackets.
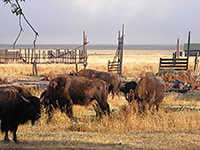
[194, 52, 199, 72]
[39, 50, 40, 63]
[5, 50, 7, 63]
[19, 49, 21, 61]
[173, 52, 176, 66]
[75, 49, 78, 72]
[64, 49, 66, 63]
[31, 49, 34, 63]
[108, 60, 110, 72]
[43, 51, 45, 64]
[177, 37, 180, 58]
[0, 49, 1, 63]
[24, 49, 26, 62]
[83, 31, 87, 69]
[28, 49, 30, 64]
[32, 61, 38, 76]
[159, 58, 162, 72]
[187, 31, 191, 70]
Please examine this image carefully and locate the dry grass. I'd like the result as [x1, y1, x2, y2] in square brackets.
[0, 49, 200, 149]
[0, 50, 184, 77]
[0, 50, 198, 78]
[0, 94, 200, 149]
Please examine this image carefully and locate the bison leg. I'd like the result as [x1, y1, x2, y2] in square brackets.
[47, 105, 54, 119]
[98, 102, 110, 115]
[149, 101, 155, 112]
[4, 131, 10, 142]
[1, 118, 10, 142]
[156, 104, 159, 112]
[13, 132, 17, 143]
[155, 102, 161, 112]
[111, 90, 115, 99]
[66, 99, 73, 118]
[12, 126, 18, 143]
[142, 101, 149, 112]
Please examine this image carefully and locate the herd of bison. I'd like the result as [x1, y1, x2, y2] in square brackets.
[0, 68, 181, 143]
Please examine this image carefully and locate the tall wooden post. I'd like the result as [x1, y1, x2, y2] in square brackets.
[107, 24, 125, 75]
[83, 31, 87, 69]
[25, 49, 27, 62]
[177, 37, 180, 58]
[75, 49, 78, 72]
[39, 50, 40, 63]
[194, 52, 199, 72]
[32, 48, 38, 76]
[28, 48, 30, 64]
[19, 49, 21, 61]
[43, 51, 45, 64]
[5, 49, 8, 63]
[31, 49, 34, 63]
[187, 31, 191, 70]
[119, 24, 125, 75]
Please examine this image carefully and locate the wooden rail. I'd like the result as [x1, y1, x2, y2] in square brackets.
[159, 58, 188, 71]
[108, 60, 120, 72]
[0, 49, 86, 65]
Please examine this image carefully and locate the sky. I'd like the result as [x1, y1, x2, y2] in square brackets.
[0, 0, 200, 45]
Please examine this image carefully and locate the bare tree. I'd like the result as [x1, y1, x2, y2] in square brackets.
[2, 0, 39, 49]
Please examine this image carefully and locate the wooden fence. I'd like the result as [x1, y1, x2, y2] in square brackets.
[108, 60, 120, 73]
[159, 58, 188, 71]
[0, 49, 86, 65]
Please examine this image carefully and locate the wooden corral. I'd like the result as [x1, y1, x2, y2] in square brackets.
[0, 49, 86, 65]
[0, 31, 88, 75]
[159, 31, 191, 71]
[159, 58, 188, 71]
[108, 24, 125, 75]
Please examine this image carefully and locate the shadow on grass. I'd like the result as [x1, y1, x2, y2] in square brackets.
[0, 140, 139, 150]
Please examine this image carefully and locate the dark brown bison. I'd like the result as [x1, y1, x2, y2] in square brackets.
[132, 75, 165, 113]
[43, 75, 110, 118]
[0, 86, 42, 143]
[120, 81, 138, 102]
[74, 69, 121, 99]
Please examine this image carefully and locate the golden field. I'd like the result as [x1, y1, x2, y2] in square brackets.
[0, 49, 197, 77]
[0, 49, 200, 149]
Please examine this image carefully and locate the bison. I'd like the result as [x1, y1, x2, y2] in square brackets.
[42, 75, 110, 118]
[73, 69, 121, 99]
[120, 80, 138, 102]
[132, 75, 165, 113]
[0, 86, 42, 143]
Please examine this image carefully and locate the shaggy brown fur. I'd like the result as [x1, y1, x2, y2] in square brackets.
[134, 75, 166, 113]
[76, 69, 121, 98]
[0, 86, 41, 143]
[43, 75, 110, 118]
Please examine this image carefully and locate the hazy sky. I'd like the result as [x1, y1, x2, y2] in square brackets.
[0, 0, 200, 45]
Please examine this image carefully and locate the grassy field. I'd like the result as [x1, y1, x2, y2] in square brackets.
[0, 49, 200, 149]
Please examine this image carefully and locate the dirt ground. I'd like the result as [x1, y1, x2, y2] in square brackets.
[0, 130, 200, 150]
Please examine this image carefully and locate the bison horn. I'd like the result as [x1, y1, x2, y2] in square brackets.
[40, 95, 45, 103]
[21, 95, 30, 103]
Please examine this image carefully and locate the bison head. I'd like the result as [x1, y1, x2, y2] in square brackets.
[21, 96, 42, 125]
[39, 90, 51, 109]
